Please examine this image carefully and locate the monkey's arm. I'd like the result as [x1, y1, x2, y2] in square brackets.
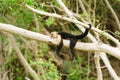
[70, 39, 77, 60]
[56, 39, 63, 55]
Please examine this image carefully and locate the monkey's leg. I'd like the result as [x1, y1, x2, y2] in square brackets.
[56, 39, 63, 56]
[70, 39, 77, 60]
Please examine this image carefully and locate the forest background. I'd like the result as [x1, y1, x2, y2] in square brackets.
[0, 0, 120, 80]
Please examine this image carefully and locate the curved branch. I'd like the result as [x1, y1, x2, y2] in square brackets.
[0, 23, 120, 59]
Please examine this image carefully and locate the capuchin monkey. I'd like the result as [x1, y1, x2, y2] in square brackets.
[51, 24, 91, 60]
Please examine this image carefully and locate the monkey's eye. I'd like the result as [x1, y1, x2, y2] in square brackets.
[51, 34, 54, 38]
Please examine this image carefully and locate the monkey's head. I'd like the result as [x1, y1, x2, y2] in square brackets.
[51, 31, 62, 44]
[51, 31, 59, 38]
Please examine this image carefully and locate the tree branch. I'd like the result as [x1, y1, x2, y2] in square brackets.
[25, 2, 120, 79]
[0, 23, 120, 59]
[105, 0, 120, 30]
[53, 1, 120, 79]
[25, 4, 120, 47]
[94, 53, 103, 80]
[4, 33, 40, 80]
[100, 53, 120, 80]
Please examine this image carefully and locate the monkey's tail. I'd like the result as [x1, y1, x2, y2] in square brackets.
[88, 24, 91, 29]
[75, 24, 91, 39]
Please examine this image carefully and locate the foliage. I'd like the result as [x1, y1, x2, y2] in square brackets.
[45, 17, 55, 26]
[5, 52, 25, 80]
[30, 59, 60, 80]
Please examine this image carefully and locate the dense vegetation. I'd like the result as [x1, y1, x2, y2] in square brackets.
[0, 0, 120, 80]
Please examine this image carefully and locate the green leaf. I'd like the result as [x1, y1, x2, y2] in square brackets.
[45, 17, 55, 26]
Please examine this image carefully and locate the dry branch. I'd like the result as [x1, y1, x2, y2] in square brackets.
[105, 0, 120, 30]
[54, 0, 120, 80]
[0, 23, 120, 60]
[5, 33, 40, 80]
[25, 2, 120, 80]
[25, 4, 120, 48]
[100, 52, 120, 80]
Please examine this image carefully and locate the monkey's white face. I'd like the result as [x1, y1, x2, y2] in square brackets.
[51, 31, 61, 44]
[51, 31, 59, 38]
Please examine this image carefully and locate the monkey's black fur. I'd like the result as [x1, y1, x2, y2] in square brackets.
[56, 24, 91, 60]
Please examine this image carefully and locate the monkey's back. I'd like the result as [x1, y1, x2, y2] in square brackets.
[58, 32, 76, 39]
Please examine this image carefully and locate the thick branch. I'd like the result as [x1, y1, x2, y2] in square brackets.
[0, 23, 120, 59]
